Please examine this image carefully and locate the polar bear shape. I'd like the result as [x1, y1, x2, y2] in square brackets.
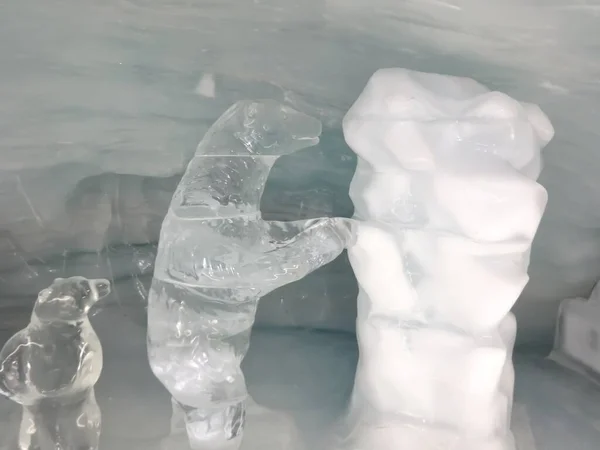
[0, 276, 111, 450]
[148, 100, 351, 450]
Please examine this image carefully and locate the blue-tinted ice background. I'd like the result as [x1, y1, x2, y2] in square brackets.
[2, 0, 600, 448]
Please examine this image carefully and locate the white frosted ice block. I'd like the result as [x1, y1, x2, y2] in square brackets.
[350, 224, 529, 332]
[348, 224, 418, 317]
[343, 68, 489, 122]
[404, 232, 531, 332]
[498, 314, 517, 403]
[427, 169, 547, 243]
[353, 316, 516, 436]
[343, 67, 551, 447]
[345, 118, 544, 177]
[343, 68, 553, 176]
[346, 120, 548, 242]
[348, 160, 420, 224]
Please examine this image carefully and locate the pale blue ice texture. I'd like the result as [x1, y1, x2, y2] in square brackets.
[1, 1, 600, 449]
[1, 0, 600, 348]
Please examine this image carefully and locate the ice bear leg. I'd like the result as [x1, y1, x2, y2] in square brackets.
[28, 389, 101, 450]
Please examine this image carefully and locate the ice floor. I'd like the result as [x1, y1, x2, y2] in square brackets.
[1, 304, 599, 450]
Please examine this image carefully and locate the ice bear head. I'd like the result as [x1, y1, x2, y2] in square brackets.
[33, 277, 111, 323]
[171, 100, 324, 217]
[197, 99, 323, 157]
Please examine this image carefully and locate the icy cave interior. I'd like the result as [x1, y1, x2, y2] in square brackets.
[2, 1, 600, 449]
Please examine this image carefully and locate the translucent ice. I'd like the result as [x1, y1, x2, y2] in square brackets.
[159, 397, 305, 450]
[353, 315, 516, 436]
[147, 100, 351, 450]
[338, 69, 552, 449]
[0, 276, 110, 450]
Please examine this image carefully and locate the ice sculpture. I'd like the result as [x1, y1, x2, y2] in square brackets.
[147, 100, 351, 450]
[335, 69, 553, 450]
[553, 279, 600, 377]
[0, 276, 111, 450]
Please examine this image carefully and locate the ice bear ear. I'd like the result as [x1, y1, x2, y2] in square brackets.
[76, 278, 111, 311]
[90, 279, 111, 301]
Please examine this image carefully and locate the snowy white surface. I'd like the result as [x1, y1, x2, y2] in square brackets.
[1, 305, 600, 450]
[336, 68, 551, 449]
[337, 69, 531, 448]
[1, 0, 600, 345]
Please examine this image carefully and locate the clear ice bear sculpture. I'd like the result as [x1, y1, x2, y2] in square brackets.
[335, 69, 553, 450]
[147, 100, 351, 450]
[0, 276, 111, 450]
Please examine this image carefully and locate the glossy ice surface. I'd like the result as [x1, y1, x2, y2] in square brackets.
[147, 100, 351, 449]
[1, 0, 600, 347]
[0, 277, 110, 450]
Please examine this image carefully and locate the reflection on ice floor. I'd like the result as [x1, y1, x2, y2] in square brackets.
[1, 305, 600, 450]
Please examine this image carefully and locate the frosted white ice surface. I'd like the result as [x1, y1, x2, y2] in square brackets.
[344, 68, 552, 330]
[3, 300, 600, 450]
[354, 314, 516, 415]
[339, 68, 552, 449]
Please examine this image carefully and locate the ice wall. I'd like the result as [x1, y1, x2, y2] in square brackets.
[1, 0, 600, 346]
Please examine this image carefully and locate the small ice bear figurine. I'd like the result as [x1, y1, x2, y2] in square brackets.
[0, 276, 110, 450]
